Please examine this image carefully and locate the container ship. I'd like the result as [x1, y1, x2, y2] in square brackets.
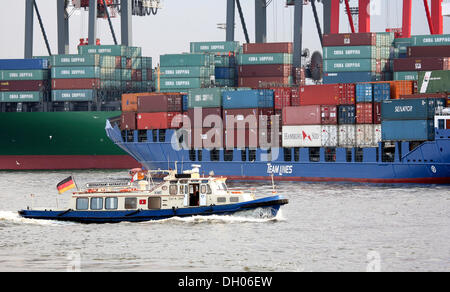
[105, 35, 450, 184]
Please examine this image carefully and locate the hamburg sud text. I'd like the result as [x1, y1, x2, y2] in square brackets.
[170, 108, 281, 151]
[176, 274, 274, 290]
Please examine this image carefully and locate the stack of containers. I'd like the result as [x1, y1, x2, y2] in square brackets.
[238, 43, 293, 88]
[322, 32, 394, 84]
[136, 93, 183, 131]
[158, 53, 215, 92]
[0, 59, 49, 109]
[77, 45, 153, 96]
[381, 98, 447, 141]
[222, 89, 275, 149]
[187, 88, 224, 149]
[190, 41, 240, 88]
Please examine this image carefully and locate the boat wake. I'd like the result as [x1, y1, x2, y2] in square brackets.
[0, 211, 72, 227]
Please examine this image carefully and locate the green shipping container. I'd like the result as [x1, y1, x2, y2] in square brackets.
[190, 41, 240, 54]
[188, 88, 223, 108]
[51, 67, 100, 79]
[78, 45, 128, 56]
[52, 90, 96, 102]
[160, 66, 213, 78]
[214, 55, 236, 67]
[411, 34, 450, 46]
[158, 78, 211, 90]
[323, 46, 378, 60]
[160, 54, 213, 67]
[1, 91, 44, 102]
[0, 70, 48, 81]
[417, 70, 450, 94]
[394, 71, 418, 81]
[51, 55, 100, 67]
[238, 53, 293, 65]
[323, 59, 379, 72]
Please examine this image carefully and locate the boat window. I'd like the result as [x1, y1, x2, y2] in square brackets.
[241, 149, 247, 161]
[438, 119, 445, 130]
[309, 148, 320, 162]
[152, 130, 158, 142]
[189, 150, 196, 161]
[197, 150, 203, 161]
[325, 148, 337, 163]
[90, 197, 103, 210]
[159, 130, 166, 142]
[148, 197, 161, 210]
[217, 182, 228, 191]
[169, 185, 178, 195]
[138, 130, 147, 142]
[294, 148, 300, 162]
[230, 197, 239, 203]
[207, 184, 212, 194]
[210, 149, 220, 161]
[224, 150, 234, 161]
[105, 197, 118, 210]
[125, 198, 137, 210]
[249, 149, 256, 162]
[284, 148, 292, 162]
[200, 185, 207, 194]
[76, 198, 89, 210]
[217, 197, 226, 203]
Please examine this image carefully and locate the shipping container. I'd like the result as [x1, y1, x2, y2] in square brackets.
[238, 64, 292, 77]
[297, 84, 356, 106]
[52, 78, 100, 90]
[282, 125, 322, 147]
[417, 70, 450, 94]
[188, 107, 223, 128]
[137, 112, 182, 130]
[51, 89, 97, 102]
[356, 103, 374, 124]
[0, 91, 45, 102]
[356, 84, 373, 103]
[0, 70, 48, 81]
[214, 55, 236, 67]
[381, 98, 446, 120]
[190, 41, 240, 54]
[121, 112, 137, 130]
[238, 53, 293, 65]
[373, 102, 382, 124]
[323, 72, 382, 84]
[222, 108, 267, 129]
[191, 128, 224, 149]
[338, 125, 357, 147]
[321, 125, 339, 147]
[51, 55, 100, 67]
[321, 105, 338, 125]
[0, 80, 48, 92]
[215, 67, 235, 79]
[51, 67, 101, 79]
[393, 71, 418, 81]
[188, 88, 223, 108]
[382, 120, 435, 141]
[323, 46, 381, 60]
[373, 83, 391, 102]
[407, 46, 450, 58]
[323, 33, 377, 47]
[410, 34, 450, 47]
[137, 93, 183, 113]
[273, 87, 292, 109]
[159, 78, 212, 90]
[215, 79, 236, 87]
[0, 59, 48, 70]
[323, 59, 382, 73]
[243, 42, 293, 54]
[238, 76, 293, 88]
[222, 89, 274, 109]
[282, 106, 321, 125]
[160, 54, 212, 67]
[338, 105, 356, 124]
[393, 57, 450, 72]
[356, 124, 378, 147]
[78, 45, 129, 57]
[224, 128, 259, 149]
[399, 93, 450, 100]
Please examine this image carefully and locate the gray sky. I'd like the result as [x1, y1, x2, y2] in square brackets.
[0, 0, 449, 63]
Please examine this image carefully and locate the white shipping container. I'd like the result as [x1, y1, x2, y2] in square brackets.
[374, 124, 382, 145]
[321, 125, 339, 147]
[282, 125, 322, 147]
[338, 125, 356, 147]
[356, 124, 375, 147]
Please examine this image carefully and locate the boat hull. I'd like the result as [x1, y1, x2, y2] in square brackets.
[18, 196, 288, 223]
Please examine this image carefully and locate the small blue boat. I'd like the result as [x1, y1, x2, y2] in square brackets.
[18, 166, 288, 224]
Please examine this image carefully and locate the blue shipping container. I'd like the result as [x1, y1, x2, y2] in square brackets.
[382, 120, 435, 141]
[381, 98, 446, 121]
[373, 83, 391, 102]
[0, 59, 48, 70]
[182, 95, 188, 112]
[222, 90, 274, 109]
[52, 89, 97, 102]
[338, 105, 356, 124]
[356, 84, 373, 103]
[323, 72, 381, 84]
[215, 67, 235, 79]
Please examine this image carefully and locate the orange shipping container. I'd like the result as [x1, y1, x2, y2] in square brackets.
[363, 81, 416, 99]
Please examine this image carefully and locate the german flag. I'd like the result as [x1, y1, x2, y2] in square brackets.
[57, 176, 76, 194]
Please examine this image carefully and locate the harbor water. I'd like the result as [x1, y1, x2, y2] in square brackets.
[0, 170, 449, 272]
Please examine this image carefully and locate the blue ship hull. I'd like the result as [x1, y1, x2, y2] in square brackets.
[106, 123, 450, 184]
[18, 196, 287, 223]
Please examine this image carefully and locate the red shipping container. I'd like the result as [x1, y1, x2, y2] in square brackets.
[238, 65, 292, 77]
[238, 77, 292, 88]
[291, 87, 300, 106]
[138, 93, 182, 113]
[282, 106, 321, 125]
[298, 84, 356, 106]
[190, 128, 223, 149]
[399, 93, 450, 100]
[393, 57, 450, 72]
[115, 56, 122, 69]
[137, 112, 182, 130]
[223, 108, 260, 129]
[187, 107, 222, 128]
[356, 103, 374, 124]
[408, 46, 450, 58]
[321, 105, 338, 125]
[0, 80, 48, 92]
[243, 42, 293, 54]
[131, 70, 142, 81]
[323, 33, 377, 47]
[52, 78, 100, 90]
[224, 128, 259, 149]
[273, 87, 292, 109]
[373, 102, 381, 124]
[120, 112, 137, 130]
